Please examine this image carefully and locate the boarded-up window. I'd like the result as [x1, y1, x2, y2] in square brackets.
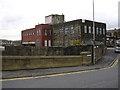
[44, 40, 47, 47]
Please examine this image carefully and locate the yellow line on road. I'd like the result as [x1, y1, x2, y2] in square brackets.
[0, 59, 118, 82]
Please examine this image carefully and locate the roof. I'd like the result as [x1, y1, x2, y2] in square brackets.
[45, 14, 64, 17]
[22, 24, 52, 32]
[53, 19, 106, 25]
[22, 28, 35, 32]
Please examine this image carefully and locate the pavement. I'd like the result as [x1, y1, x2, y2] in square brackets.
[2, 48, 120, 79]
[2, 60, 118, 88]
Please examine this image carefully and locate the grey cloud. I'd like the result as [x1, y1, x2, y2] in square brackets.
[0, 16, 24, 30]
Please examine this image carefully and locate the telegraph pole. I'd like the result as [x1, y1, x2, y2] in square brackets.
[93, 0, 96, 64]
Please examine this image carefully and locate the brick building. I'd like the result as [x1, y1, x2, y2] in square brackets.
[22, 14, 106, 47]
[53, 19, 106, 46]
[106, 28, 120, 47]
[22, 24, 53, 47]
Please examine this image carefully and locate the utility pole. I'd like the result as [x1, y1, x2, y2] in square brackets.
[93, 0, 96, 64]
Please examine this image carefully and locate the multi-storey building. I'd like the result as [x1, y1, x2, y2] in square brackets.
[53, 19, 106, 46]
[22, 24, 53, 47]
[22, 14, 106, 47]
[106, 28, 120, 47]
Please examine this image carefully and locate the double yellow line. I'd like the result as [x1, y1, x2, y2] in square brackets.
[0, 58, 118, 82]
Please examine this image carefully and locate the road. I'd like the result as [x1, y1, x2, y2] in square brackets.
[2, 48, 119, 79]
[2, 59, 118, 88]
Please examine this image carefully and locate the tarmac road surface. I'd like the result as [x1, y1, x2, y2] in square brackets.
[2, 57, 118, 88]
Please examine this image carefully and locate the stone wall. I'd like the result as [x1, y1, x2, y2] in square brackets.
[2, 45, 93, 56]
[2, 52, 92, 70]
[95, 45, 106, 61]
[2, 45, 106, 66]
[1, 45, 106, 70]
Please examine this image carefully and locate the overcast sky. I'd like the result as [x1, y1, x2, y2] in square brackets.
[0, 0, 119, 40]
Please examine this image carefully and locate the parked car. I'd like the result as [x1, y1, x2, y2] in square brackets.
[115, 39, 120, 53]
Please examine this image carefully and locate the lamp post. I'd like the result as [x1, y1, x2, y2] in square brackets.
[93, 0, 96, 64]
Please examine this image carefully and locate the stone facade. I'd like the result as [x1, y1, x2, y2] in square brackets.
[45, 14, 64, 25]
[21, 14, 106, 48]
[53, 19, 106, 47]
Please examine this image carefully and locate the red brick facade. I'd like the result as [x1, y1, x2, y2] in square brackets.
[22, 24, 53, 47]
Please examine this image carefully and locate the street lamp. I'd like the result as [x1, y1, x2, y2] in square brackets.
[93, 0, 96, 64]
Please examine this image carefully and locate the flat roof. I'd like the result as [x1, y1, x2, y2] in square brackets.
[22, 28, 35, 32]
[22, 24, 52, 32]
[53, 19, 106, 26]
[45, 14, 64, 17]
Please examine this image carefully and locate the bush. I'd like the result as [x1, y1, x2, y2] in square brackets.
[71, 40, 81, 45]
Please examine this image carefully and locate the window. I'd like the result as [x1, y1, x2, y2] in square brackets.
[100, 28, 102, 34]
[45, 29, 47, 36]
[33, 32, 34, 35]
[78, 26, 81, 33]
[88, 26, 91, 33]
[48, 40, 51, 47]
[30, 32, 32, 36]
[78, 26, 81, 30]
[65, 27, 69, 34]
[71, 26, 74, 34]
[44, 40, 47, 47]
[84, 26, 87, 33]
[45, 29, 51, 36]
[96, 28, 99, 34]
[103, 28, 105, 35]
[36, 30, 41, 36]
[37, 30, 39, 36]
[71, 26, 74, 30]
[49, 30, 51, 36]
[39, 30, 41, 35]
